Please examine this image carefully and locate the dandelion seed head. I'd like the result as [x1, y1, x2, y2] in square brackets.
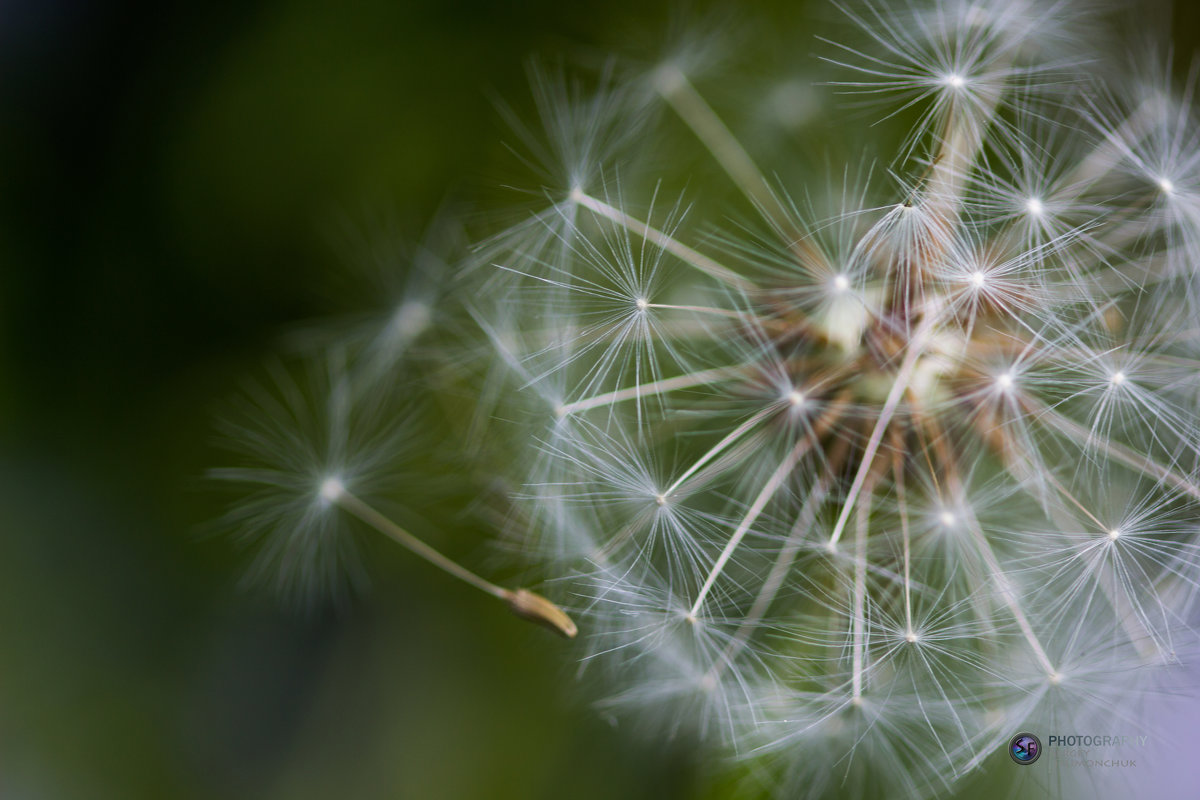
[216, 4, 1200, 794]
[451, 3, 1200, 796]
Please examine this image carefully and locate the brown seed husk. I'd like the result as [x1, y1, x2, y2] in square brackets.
[506, 588, 578, 639]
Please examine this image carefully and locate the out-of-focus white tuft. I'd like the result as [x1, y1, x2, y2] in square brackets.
[211, 354, 429, 611]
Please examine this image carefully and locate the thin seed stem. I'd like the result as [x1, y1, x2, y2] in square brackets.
[916, 408, 1059, 679]
[923, 63, 1010, 220]
[689, 399, 848, 619]
[988, 423, 1161, 661]
[570, 189, 754, 291]
[1021, 397, 1200, 501]
[851, 469, 875, 701]
[705, 437, 850, 683]
[334, 488, 508, 599]
[664, 407, 775, 498]
[828, 312, 937, 549]
[891, 431, 914, 639]
[1069, 94, 1166, 187]
[1093, 558, 1164, 663]
[654, 65, 787, 227]
[557, 365, 738, 415]
[645, 302, 745, 319]
[331, 487, 577, 638]
[1041, 470, 1107, 531]
[689, 436, 813, 620]
[966, 515, 1059, 678]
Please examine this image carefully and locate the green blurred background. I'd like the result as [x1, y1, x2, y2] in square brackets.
[1, 1, 1197, 798]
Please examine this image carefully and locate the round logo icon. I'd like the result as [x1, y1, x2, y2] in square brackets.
[1009, 733, 1042, 765]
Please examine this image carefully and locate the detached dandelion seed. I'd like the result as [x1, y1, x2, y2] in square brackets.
[214, 357, 576, 637]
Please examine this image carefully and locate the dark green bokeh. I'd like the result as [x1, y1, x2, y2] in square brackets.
[1, 1, 1196, 798]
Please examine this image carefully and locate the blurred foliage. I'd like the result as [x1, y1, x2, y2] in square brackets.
[0, 0, 1196, 797]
